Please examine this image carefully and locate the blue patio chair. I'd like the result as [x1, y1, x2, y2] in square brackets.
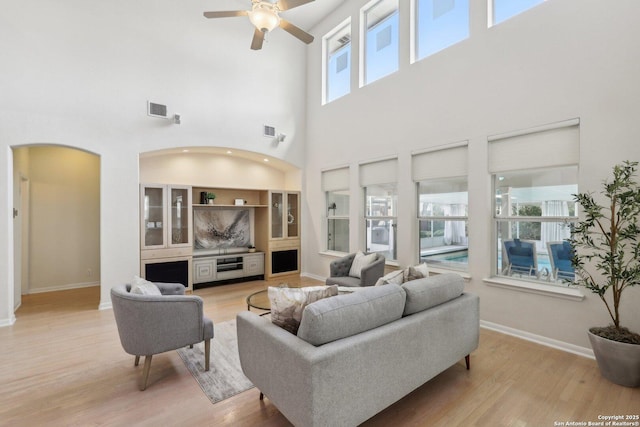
[502, 239, 538, 277]
[547, 240, 575, 281]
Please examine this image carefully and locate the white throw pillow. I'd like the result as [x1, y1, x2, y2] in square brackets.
[348, 251, 378, 279]
[130, 276, 162, 296]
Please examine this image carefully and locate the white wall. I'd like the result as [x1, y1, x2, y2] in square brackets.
[0, 0, 308, 322]
[303, 0, 640, 349]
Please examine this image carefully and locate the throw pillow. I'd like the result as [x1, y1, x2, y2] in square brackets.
[374, 269, 404, 286]
[402, 263, 429, 283]
[269, 285, 339, 334]
[130, 276, 162, 296]
[348, 251, 378, 279]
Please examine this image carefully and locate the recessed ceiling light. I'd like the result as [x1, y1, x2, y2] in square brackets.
[263, 158, 269, 162]
[182, 149, 189, 153]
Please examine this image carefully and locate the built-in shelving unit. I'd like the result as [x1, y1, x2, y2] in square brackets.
[140, 184, 301, 286]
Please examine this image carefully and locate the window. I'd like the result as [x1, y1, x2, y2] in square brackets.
[413, 0, 469, 63]
[361, 158, 398, 261]
[323, 19, 352, 104]
[489, 119, 580, 284]
[365, 184, 397, 261]
[323, 167, 350, 253]
[489, 0, 545, 27]
[494, 167, 577, 282]
[413, 143, 468, 270]
[361, 0, 399, 86]
[327, 191, 350, 252]
[418, 178, 468, 270]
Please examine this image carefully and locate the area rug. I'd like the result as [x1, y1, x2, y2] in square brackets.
[177, 319, 254, 404]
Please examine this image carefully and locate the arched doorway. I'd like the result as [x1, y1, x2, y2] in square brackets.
[12, 145, 100, 311]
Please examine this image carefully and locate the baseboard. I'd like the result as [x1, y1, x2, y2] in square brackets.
[0, 315, 16, 327]
[26, 281, 100, 294]
[98, 301, 112, 311]
[480, 320, 595, 359]
[300, 271, 325, 282]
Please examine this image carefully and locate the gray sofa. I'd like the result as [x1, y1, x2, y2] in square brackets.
[237, 273, 479, 427]
[325, 252, 386, 287]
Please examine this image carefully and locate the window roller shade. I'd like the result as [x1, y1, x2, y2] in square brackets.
[412, 144, 468, 181]
[322, 167, 350, 191]
[360, 158, 397, 186]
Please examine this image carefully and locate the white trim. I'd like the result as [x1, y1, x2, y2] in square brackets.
[300, 271, 326, 282]
[488, 117, 580, 142]
[26, 282, 100, 294]
[411, 140, 469, 156]
[481, 320, 594, 359]
[358, 154, 398, 166]
[483, 276, 585, 301]
[0, 315, 16, 327]
[428, 266, 471, 280]
[321, 164, 351, 173]
[98, 301, 113, 310]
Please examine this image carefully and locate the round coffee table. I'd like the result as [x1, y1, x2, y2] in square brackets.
[246, 289, 270, 313]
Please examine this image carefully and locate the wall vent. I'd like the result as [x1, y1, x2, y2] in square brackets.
[147, 101, 168, 119]
[263, 125, 276, 137]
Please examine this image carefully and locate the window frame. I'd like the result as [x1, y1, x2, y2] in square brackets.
[417, 176, 469, 272]
[322, 18, 352, 105]
[364, 184, 398, 261]
[360, 0, 400, 87]
[488, 0, 546, 28]
[326, 190, 350, 253]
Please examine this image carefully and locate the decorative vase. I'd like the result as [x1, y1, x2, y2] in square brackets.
[208, 199, 214, 205]
[588, 330, 640, 387]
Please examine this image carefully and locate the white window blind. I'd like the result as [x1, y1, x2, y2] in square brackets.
[322, 167, 350, 191]
[412, 143, 468, 181]
[488, 119, 580, 173]
[360, 157, 397, 186]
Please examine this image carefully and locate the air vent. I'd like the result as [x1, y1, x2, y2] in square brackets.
[263, 125, 276, 137]
[337, 35, 351, 45]
[147, 101, 168, 119]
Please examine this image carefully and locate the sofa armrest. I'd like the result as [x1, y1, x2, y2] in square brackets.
[360, 255, 385, 286]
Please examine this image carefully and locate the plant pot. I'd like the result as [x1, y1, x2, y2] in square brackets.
[588, 330, 640, 387]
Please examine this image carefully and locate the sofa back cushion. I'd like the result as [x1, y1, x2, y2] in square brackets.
[297, 284, 406, 346]
[402, 273, 464, 316]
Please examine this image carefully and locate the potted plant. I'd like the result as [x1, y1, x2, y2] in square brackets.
[206, 192, 216, 205]
[569, 160, 640, 387]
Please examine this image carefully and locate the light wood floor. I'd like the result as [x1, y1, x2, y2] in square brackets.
[1, 277, 638, 426]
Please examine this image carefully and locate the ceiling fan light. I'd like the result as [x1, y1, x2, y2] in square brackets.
[249, 5, 280, 32]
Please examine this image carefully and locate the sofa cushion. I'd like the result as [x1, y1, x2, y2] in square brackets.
[130, 276, 161, 296]
[402, 273, 464, 316]
[297, 284, 406, 346]
[268, 285, 339, 334]
[348, 251, 377, 278]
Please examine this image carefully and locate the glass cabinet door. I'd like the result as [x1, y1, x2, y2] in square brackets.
[271, 192, 284, 239]
[143, 186, 166, 247]
[170, 187, 190, 246]
[287, 192, 299, 238]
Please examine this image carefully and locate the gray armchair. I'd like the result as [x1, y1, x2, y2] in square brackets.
[111, 282, 214, 390]
[325, 252, 386, 287]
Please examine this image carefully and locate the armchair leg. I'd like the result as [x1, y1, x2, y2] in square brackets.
[140, 355, 153, 391]
[134, 355, 140, 366]
[465, 355, 470, 370]
[204, 339, 211, 371]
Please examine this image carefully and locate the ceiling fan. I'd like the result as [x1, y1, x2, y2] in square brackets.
[204, 0, 315, 50]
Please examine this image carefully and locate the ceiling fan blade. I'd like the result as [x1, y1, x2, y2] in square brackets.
[276, 0, 314, 11]
[251, 28, 265, 50]
[203, 10, 248, 19]
[279, 19, 314, 44]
